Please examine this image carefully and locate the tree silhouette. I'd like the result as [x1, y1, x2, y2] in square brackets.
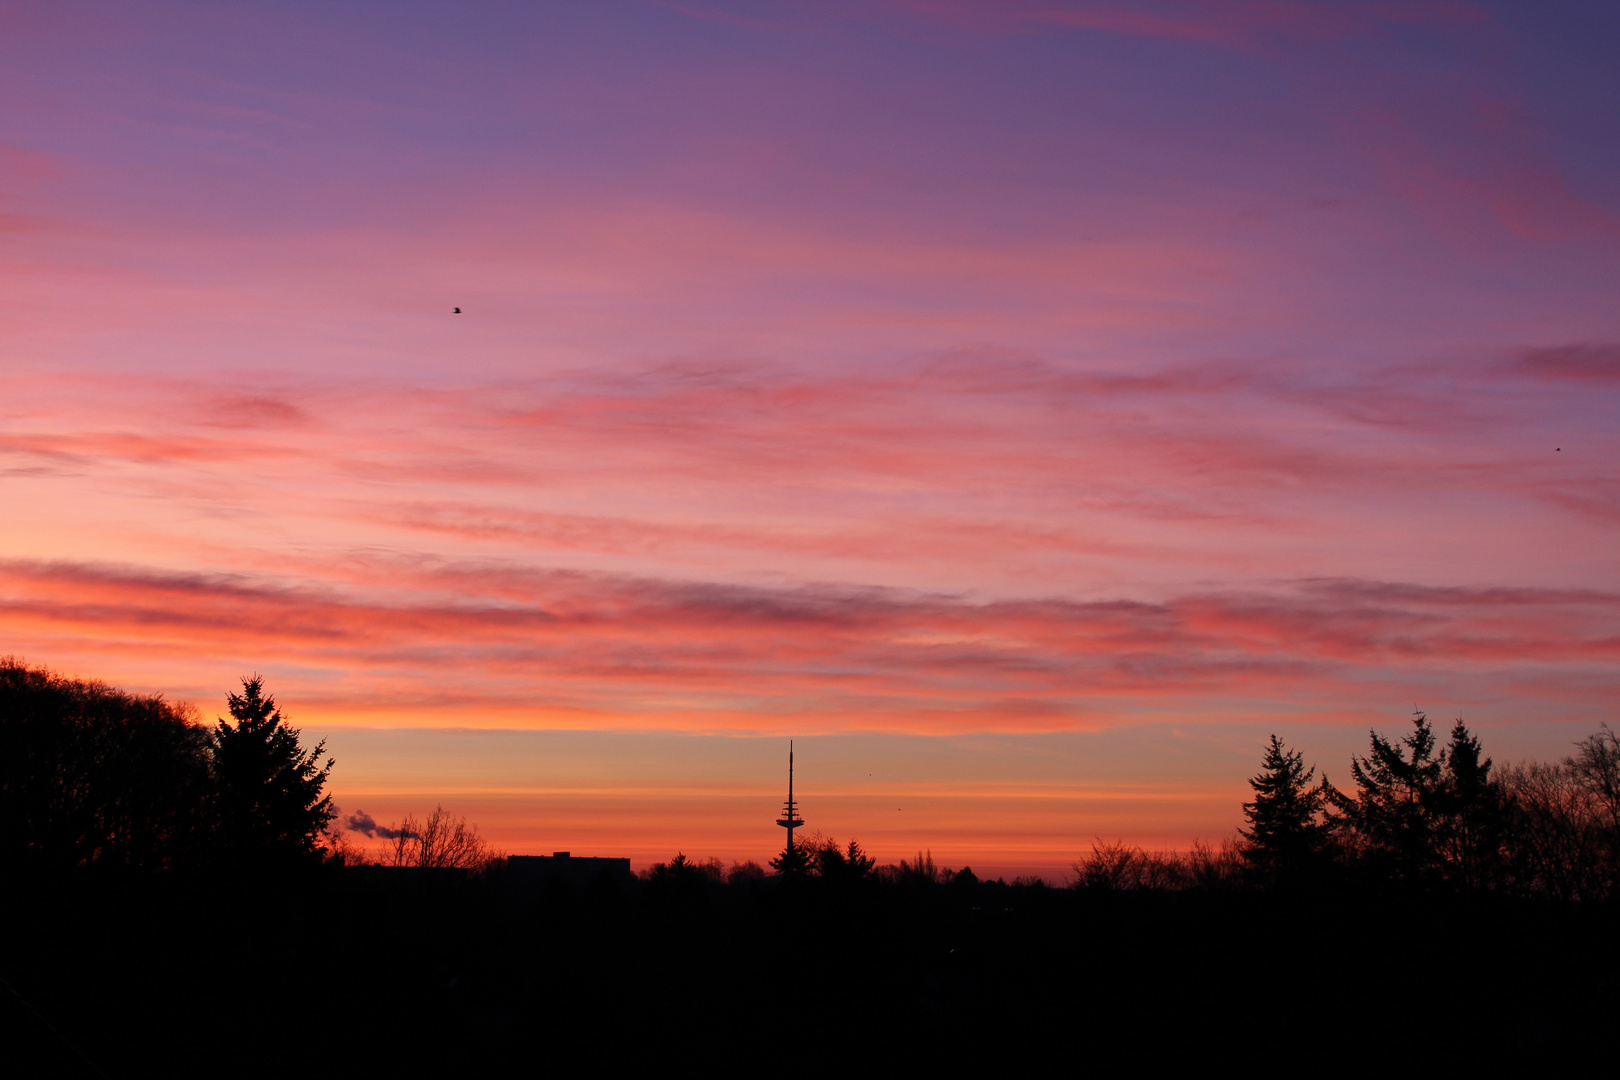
[770, 838, 812, 876]
[211, 675, 334, 868]
[1568, 724, 1620, 894]
[383, 805, 492, 870]
[1570, 725, 1620, 833]
[644, 852, 723, 905]
[1433, 719, 1509, 892]
[1, 658, 214, 874]
[1239, 734, 1326, 885]
[1074, 839, 1150, 891]
[1327, 710, 1445, 885]
[807, 837, 876, 881]
[1501, 755, 1613, 901]
[894, 849, 940, 885]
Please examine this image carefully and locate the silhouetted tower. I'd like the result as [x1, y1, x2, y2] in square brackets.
[776, 740, 805, 859]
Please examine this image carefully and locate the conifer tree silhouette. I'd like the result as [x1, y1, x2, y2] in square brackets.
[770, 840, 811, 876]
[1434, 719, 1508, 892]
[1240, 734, 1326, 884]
[808, 837, 877, 881]
[212, 675, 334, 867]
[1327, 710, 1445, 884]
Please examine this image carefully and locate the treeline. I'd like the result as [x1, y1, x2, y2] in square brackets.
[6, 655, 1617, 902]
[0, 658, 334, 877]
[631, 712, 1620, 905]
[643, 844, 1029, 892]
[1066, 713, 1620, 901]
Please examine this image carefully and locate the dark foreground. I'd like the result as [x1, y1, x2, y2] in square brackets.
[3, 868, 1615, 1077]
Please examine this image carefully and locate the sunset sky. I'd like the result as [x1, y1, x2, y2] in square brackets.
[3, 1, 1618, 877]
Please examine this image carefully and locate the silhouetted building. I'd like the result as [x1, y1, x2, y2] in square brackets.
[509, 851, 633, 890]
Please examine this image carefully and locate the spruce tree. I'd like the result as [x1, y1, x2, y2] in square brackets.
[770, 839, 811, 876]
[1326, 710, 1444, 885]
[1434, 718, 1507, 892]
[1240, 734, 1325, 884]
[211, 675, 334, 868]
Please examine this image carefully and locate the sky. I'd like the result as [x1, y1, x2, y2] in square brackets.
[3, 0, 1618, 877]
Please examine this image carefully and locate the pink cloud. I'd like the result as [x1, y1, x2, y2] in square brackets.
[3, 350, 1613, 609]
[4, 559, 1615, 734]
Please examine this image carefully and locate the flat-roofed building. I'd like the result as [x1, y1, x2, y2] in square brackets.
[508, 851, 633, 890]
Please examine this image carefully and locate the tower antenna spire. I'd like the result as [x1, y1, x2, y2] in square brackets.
[776, 739, 805, 862]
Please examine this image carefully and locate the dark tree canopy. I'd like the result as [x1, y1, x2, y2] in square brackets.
[1322, 712, 1515, 892]
[807, 837, 877, 882]
[212, 675, 335, 868]
[0, 657, 215, 874]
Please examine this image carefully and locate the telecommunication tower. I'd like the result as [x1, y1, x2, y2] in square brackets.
[776, 740, 805, 855]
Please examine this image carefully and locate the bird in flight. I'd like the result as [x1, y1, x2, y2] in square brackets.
[453, 307, 462, 313]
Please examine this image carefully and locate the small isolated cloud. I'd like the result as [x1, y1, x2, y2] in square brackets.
[346, 810, 415, 840]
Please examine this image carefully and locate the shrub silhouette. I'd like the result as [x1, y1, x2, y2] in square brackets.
[1072, 840, 1198, 891]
